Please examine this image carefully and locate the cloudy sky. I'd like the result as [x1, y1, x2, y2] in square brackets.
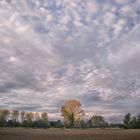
[0, 0, 140, 122]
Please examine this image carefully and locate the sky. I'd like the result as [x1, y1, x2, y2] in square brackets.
[0, 0, 140, 123]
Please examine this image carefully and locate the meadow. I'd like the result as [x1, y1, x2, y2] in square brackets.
[0, 128, 140, 140]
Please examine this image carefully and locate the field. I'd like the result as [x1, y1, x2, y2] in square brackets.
[0, 128, 140, 140]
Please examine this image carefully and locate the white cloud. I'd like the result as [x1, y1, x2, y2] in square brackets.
[0, 0, 140, 122]
[86, 0, 99, 14]
[115, 0, 130, 5]
[103, 12, 117, 26]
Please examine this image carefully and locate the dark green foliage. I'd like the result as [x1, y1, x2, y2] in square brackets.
[87, 115, 108, 128]
[49, 120, 63, 128]
[123, 113, 131, 128]
[123, 113, 140, 129]
[32, 119, 49, 128]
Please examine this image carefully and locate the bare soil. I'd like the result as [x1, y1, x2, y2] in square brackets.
[0, 128, 140, 140]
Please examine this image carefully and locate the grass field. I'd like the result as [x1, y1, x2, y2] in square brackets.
[0, 128, 140, 140]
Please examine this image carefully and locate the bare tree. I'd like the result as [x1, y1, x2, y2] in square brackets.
[21, 111, 25, 123]
[11, 110, 19, 122]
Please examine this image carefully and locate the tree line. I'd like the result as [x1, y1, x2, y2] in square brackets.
[0, 99, 140, 129]
[0, 110, 49, 128]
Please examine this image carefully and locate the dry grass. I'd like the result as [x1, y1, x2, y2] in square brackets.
[0, 128, 140, 140]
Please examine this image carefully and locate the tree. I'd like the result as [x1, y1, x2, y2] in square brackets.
[123, 113, 132, 129]
[26, 112, 34, 122]
[25, 112, 34, 127]
[61, 99, 84, 128]
[130, 116, 137, 128]
[11, 110, 19, 127]
[21, 111, 25, 123]
[76, 119, 86, 128]
[0, 109, 10, 126]
[137, 114, 140, 128]
[49, 120, 62, 128]
[41, 112, 48, 121]
[122, 113, 140, 129]
[88, 115, 107, 128]
[41, 112, 49, 128]
[12, 110, 19, 122]
[34, 112, 40, 121]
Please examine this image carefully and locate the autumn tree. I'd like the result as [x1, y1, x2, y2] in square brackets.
[11, 110, 19, 122]
[32, 112, 40, 128]
[0, 109, 10, 126]
[25, 112, 34, 127]
[26, 112, 34, 122]
[61, 99, 84, 128]
[11, 110, 19, 127]
[34, 112, 40, 121]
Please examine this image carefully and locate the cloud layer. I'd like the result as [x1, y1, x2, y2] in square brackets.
[0, 0, 140, 122]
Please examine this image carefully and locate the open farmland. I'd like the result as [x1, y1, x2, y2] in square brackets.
[0, 128, 140, 140]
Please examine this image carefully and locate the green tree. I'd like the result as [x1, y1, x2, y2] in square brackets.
[41, 112, 48, 121]
[25, 112, 34, 127]
[130, 116, 137, 128]
[88, 115, 107, 127]
[137, 114, 140, 128]
[123, 113, 132, 129]
[61, 99, 84, 128]
[41, 112, 49, 127]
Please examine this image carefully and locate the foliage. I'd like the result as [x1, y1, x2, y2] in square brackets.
[123, 113, 140, 129]
[88, 115, 108, 128]
[0, 109, 10, 127]
[61, 99, 84, 128]
[0, 109, 50, 128]
[0, 101, 140, 129]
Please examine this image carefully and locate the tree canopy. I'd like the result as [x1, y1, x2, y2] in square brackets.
[61, 99, 84, 128]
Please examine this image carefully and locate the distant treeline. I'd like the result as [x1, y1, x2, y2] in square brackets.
[0, 100, 140, 129]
